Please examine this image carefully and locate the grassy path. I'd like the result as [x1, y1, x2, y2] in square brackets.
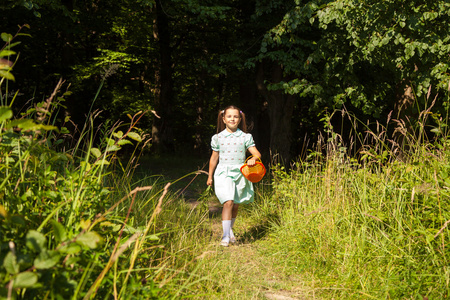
[139, 156, 319, 298]
[191, 201, 317, 299]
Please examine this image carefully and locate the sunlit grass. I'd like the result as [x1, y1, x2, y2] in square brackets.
[246, 105, 450, 298]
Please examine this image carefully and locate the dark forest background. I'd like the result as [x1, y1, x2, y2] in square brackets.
[2, 0, 450, 163]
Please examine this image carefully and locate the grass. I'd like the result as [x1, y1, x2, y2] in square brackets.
[4, 101, 449, 299]
[173, 176, 313, 299]
[179, 102, 450, 299]
[222, 109, 450, 299]
[0, 55, 215, 298]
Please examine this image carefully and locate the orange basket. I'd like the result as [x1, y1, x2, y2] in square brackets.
[240, 156, 266, 183]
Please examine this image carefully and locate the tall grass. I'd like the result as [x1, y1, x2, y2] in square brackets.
[0, 31, 213, 299]
[255, 91, 450, 298]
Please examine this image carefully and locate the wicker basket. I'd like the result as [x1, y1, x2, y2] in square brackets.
[240, 156, 266, 183]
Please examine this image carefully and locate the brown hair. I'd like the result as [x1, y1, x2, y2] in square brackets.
[216, 105, 248, 133]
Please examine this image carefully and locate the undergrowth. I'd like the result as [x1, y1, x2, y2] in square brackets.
[256, 96, 450, 298]
[0, 29, 212, 299]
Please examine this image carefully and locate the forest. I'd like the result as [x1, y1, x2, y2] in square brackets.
[2, 0, 449, 161]
[1, 0, 450, 299]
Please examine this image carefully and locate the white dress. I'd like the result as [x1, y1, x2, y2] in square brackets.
[211, 129, 255, 204]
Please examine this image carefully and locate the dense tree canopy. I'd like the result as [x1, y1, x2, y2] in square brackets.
[264, 0, 450, 115]
[2, 0, 449, 161]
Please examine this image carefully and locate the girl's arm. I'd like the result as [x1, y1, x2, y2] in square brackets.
[247, 146, 262, 166]
[207, 151, 219, 186]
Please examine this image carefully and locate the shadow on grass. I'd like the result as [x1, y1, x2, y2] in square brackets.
[239, 213, 280, 244]
[198, 199, 281, 244]
[208, 206, 222, 219]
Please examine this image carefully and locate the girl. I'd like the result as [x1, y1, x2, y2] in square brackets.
[207, 105, 262, 247]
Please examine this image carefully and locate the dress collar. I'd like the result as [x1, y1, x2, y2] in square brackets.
[220, 128, 244, 137]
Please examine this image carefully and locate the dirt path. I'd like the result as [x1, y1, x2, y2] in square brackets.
[189, 200, 317, 299]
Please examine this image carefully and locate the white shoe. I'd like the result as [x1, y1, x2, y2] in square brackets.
[230, 228, 236, 244]
[220, 237, 230, 247]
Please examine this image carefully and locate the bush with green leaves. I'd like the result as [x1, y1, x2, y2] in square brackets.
[0, 27, 217, 299]
[0, 29, 172, 299]
[261, 0, 450, 118]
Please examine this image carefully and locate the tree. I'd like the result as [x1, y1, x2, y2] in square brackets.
[263, 0, 450, 120]
[147, 0, 249, 153]
[6, 0, 448, 162]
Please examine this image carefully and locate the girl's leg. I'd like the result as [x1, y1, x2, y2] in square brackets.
[222, 200, 233, 220]
[232, 203, 239, 219]
[230, 204, 239, 243]
[221, 201, 233, 246]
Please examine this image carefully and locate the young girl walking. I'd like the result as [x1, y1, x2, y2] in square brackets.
[207, 105, 262, 247]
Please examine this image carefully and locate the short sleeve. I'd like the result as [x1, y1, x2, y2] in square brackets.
[245, 133, 255, 149]
[211, 134, 219, 151]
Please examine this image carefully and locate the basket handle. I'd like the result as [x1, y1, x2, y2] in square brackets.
[244, 155, 262, 164]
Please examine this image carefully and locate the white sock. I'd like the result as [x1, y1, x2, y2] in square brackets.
[222, 220, 231, 242]
[230, 218, 236, 240]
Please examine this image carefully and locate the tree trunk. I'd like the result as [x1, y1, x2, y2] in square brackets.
[239, 82, 270, 160]
[60, 0, 75, 68]
[392, 80, 417, 159]
[152, 0, 174, 153]
[255, 61, 295, 164]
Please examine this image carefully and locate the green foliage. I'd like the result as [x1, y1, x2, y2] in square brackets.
[259, 0, 450, 118]
[255, 101, 450, 298]
[0, 31, 17, 82]
[0, 100, 152, 298]
[0, 32, 210, 299]
[2, 0, 450, 156]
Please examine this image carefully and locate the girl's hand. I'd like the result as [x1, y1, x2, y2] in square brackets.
[247, 158, 257, 166]
[247, 148, 261, 167]
[207, 177, 213, 186]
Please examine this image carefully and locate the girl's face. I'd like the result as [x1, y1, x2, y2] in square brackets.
[223, 108, 241, 132]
